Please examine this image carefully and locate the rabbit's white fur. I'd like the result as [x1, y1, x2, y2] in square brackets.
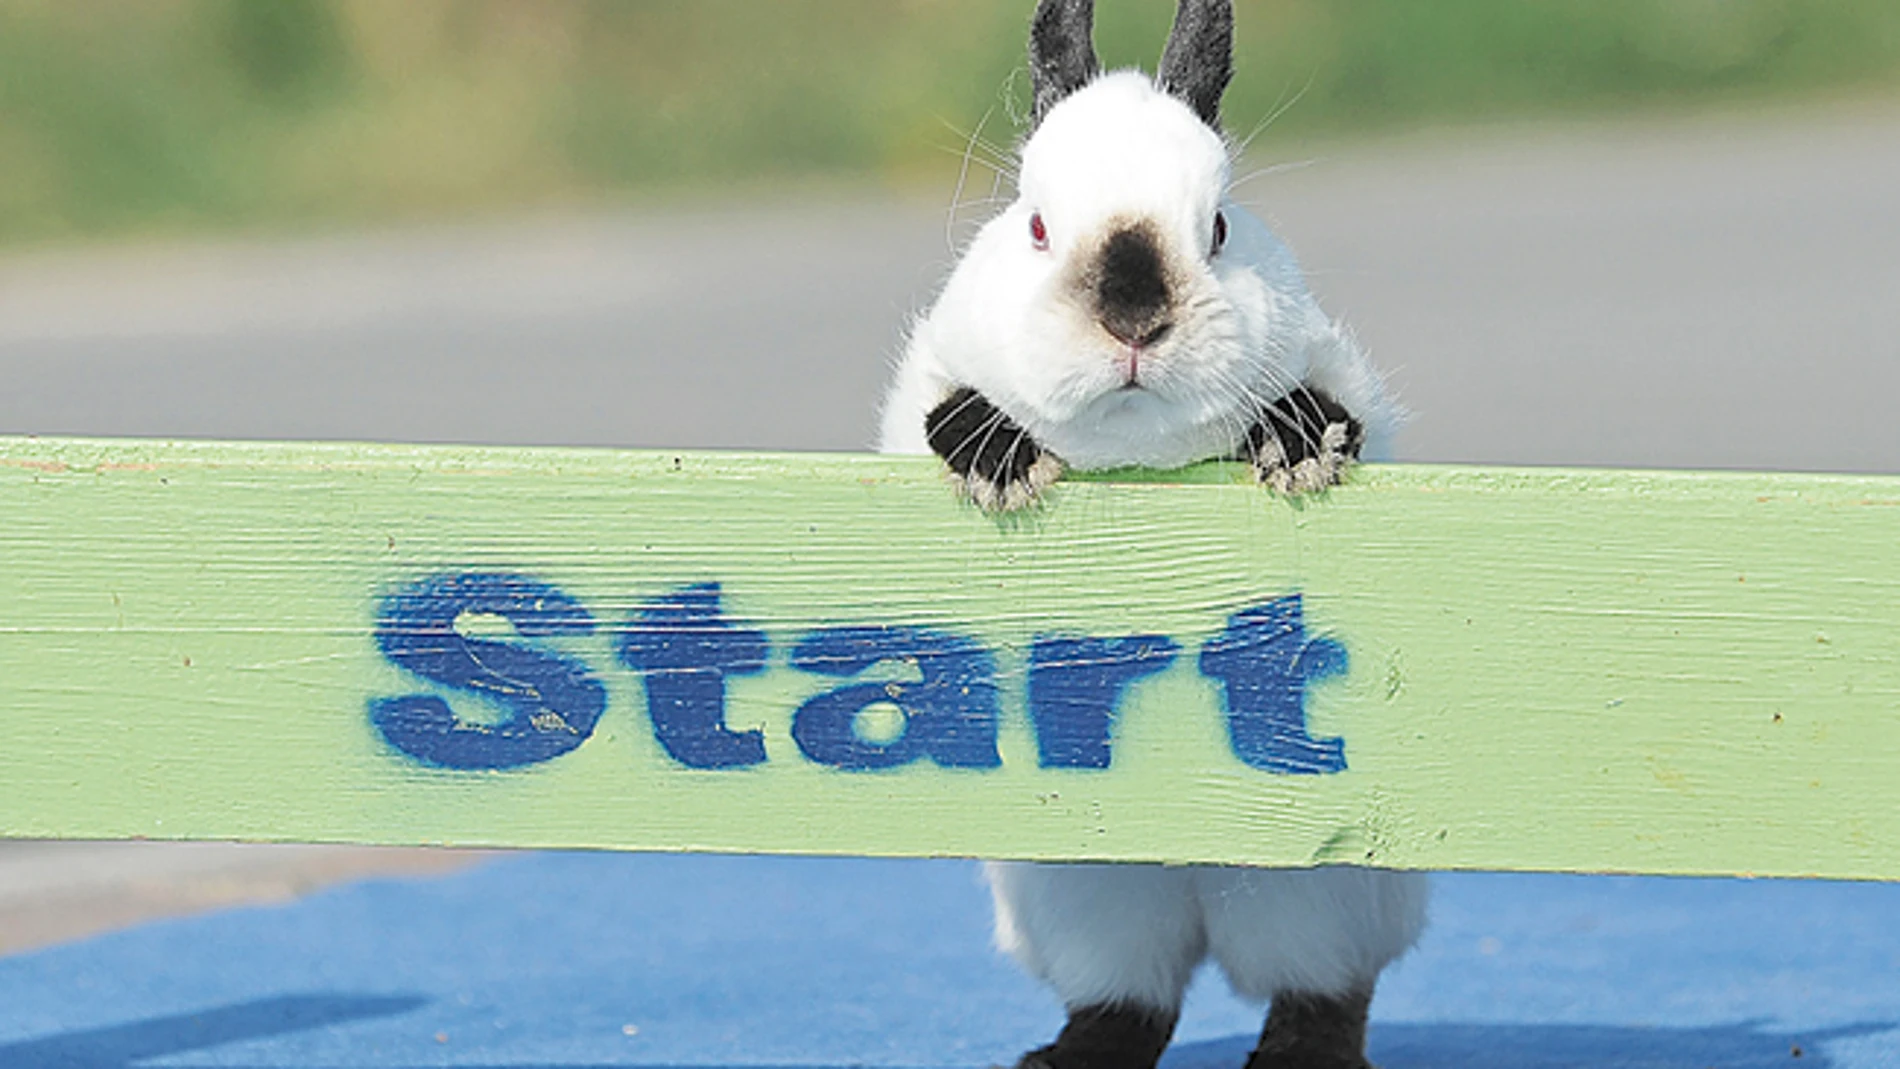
[879, 72, 1399, 471]
[878, 68, 1424, 1014]
[986, 863, 1428, 1012]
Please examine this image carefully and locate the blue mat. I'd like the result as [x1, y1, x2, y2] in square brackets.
[1, 853, 1895, 1068]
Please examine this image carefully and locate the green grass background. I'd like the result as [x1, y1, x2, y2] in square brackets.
[4, 0, 1899, 246]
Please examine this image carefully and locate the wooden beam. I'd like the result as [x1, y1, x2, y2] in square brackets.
[3, 436, 1897, 880]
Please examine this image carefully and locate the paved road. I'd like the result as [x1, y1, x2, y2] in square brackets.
[0, 842, 478, 956]
[1, 98, 1898, 950]
[2, 100, 1897, 472]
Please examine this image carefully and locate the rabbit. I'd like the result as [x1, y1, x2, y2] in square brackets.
[877, 3, 1426, 1069]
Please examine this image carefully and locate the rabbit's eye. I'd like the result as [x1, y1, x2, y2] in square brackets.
[1030, 212, 1049, 251]
[1211, 211, 1228, 257]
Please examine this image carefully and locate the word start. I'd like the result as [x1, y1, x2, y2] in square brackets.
[370, 572, 1353, 776]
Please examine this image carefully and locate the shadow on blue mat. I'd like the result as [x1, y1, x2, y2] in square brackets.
[0, 994, 422, 1068]
[0, 993, 1887, 1069]
[1167, 1020, 1891, 1069]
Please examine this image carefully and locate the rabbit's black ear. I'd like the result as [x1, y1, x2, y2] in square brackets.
[1030, 0, 1099, 127]
[1158, 0, 1233, 128]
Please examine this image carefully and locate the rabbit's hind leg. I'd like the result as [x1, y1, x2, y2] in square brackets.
[987, 861, 1204, 1069]
[1245, 990, 1373, 1069]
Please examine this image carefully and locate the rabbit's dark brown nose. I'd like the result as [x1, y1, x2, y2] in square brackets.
[1104, 319, 1173, 348]
[1095, 224, 1172, 347]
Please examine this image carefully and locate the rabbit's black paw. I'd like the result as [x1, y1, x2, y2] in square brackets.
[1241, 387, 1365, 496]
[1243, 991, 1376, 1069]
[926, 386, 1064, 512]
[1011, 1004, 1175, 1069]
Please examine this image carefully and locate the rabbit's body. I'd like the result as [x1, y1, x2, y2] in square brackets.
[877, 3, 1424, 1068]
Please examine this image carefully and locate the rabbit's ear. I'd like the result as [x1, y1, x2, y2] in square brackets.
[1030, 0, 1099, 127]
[1157, 0, 1233, 128]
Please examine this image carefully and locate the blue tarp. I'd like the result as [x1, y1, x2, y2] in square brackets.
[1, 852, 1894, 1068]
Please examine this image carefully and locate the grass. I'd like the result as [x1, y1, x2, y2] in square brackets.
[3, 0, 1899, 246]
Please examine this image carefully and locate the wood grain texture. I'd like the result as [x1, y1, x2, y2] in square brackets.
[3, 436, 1897, 880]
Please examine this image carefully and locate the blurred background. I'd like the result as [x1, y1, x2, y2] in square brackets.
[6, 0, 1900, 243]
[2, 0, 1898, 951]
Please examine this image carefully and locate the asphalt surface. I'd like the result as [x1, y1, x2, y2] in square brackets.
[3, 99, 1897, 472]
[0, 842, 478, 957]
[2, 99, 1898, 953]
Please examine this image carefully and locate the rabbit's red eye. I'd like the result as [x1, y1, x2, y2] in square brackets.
[1211, 211, 1228, 256]
[1030, 212, 1049, 250]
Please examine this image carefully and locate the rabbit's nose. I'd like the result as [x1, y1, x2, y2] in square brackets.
[1095, 223, 1172, 340]
[1104, 319, 1173, 349]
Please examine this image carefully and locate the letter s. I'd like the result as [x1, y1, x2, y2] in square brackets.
[370, 572, 607, 770]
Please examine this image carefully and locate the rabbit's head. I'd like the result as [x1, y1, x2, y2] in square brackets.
[926, 0, 1314, 471]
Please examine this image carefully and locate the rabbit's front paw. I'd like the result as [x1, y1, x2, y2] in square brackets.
[1242, 387, 1365, 496]
[926, 386, 1064, 512]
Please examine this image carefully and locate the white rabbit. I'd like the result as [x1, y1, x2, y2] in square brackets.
[878, 3, 1425, 1068]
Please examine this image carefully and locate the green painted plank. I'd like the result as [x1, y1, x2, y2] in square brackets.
[2, 436, 1898, 880]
